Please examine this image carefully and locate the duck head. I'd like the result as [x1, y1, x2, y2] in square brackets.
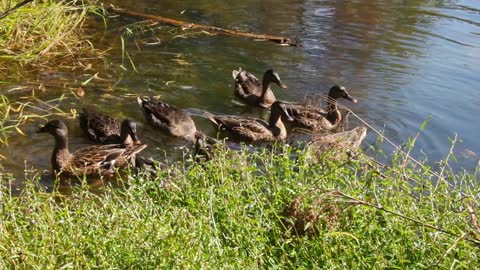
[36, 119, 68, 137]
[120, 119, 141, 145]
[264, 69, 288, 89]
[329, 85, 357, 103]
[271, 101, 294, 122]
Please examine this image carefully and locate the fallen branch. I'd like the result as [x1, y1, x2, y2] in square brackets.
[108, 6, 298, 46]
[0, 0, 33, 20]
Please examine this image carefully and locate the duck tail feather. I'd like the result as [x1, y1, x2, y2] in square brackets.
[137, 96, 148, 107]
[232, 67, 242, 79]
[204, 112, 219, 126]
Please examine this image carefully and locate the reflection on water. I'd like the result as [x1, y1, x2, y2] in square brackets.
[1, 0, 480, 185]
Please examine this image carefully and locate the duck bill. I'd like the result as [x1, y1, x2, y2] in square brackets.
[346, 94, 358, 103]
[282, 107, 294, 121]
[277, 80, 288, 89]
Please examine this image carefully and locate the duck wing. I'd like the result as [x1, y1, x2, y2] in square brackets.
[286, 104, 337, 130]
[65, 144, 147, 175]
[234, 69, 262, 97]
[287, 104, 326, 117]
[65, 144, 126, 175]
[79, 109, 121, 143]
[231, 119, 271, 140]
[138, 97, 196, 137]
[205, 112, 270, 141]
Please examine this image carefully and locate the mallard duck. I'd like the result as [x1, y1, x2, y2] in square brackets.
[137, 97, 201, 142]
[205, 101, 294, 142]
[232, 68, 287, 108]
[78, 109, 161, 172]
[79, 109, 140, 145]
[36, 120, 147, 176]
[284, 85, 357, 131]
[309, 127, 367, 151]
[287, 126, 367, 160]
[308, 126, 367, 159]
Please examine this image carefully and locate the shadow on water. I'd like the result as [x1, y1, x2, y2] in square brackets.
[1, 0, 480, 187]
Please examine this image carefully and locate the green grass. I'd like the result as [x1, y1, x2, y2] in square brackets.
[0, 0, 101, 71]
[0, 144, 478, 269]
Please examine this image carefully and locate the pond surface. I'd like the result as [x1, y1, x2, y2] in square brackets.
[1, 0, 480, 185]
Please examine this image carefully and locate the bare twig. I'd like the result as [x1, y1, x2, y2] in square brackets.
[432, 233, 468, 267]
[0, 0, 33, 20]
[108, 6, 298, 46]
[436, 134, 458, 190]
[348, 110, 463, 194]
[468, 203, 480, 233]
[330, 190, 480, 245]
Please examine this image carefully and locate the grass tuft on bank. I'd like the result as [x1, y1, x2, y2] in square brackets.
[0, 144, 479, 269]
[0, 0, 100, 71]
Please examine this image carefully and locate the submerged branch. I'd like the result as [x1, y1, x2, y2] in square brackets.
[109, 6, 298, 46]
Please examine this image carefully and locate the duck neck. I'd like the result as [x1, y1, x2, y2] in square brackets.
[326, 98, 340, 124]
[52, 134, 71, 172]
[120, 131, 133, 146]
[260, 76, 272, 99]
[268, 111, 286, 138]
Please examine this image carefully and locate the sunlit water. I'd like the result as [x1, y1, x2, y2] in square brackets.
[1, 0, 480, 188]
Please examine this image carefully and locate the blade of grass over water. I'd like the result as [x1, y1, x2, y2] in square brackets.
[0, 93, 73, 145]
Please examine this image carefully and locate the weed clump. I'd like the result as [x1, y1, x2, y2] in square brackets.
[281, 193, 349, 237]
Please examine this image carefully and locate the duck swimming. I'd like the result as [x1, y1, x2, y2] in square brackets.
[137, 97, 201, 142]
[79, 109, 158, 171]
[205, 101, 293, 142]
[79, 109, 140, 145]
[284, 85, 357, 131]
[36, 120, 146, 176]
[232, 68, 287, 108]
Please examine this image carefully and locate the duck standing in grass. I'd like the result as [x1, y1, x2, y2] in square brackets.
[283, 85, 357, 131]
[205, 101, 294, 143]
[232, 68, 287, 108]
[37, 120, 146, 176]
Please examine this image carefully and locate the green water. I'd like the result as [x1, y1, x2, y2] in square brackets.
[1, 0, 480, 186]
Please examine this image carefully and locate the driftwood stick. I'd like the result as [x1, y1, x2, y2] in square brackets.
[109, 6, 298, 46]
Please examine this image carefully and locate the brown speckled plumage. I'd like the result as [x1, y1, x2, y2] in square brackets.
[37, 120, 146, 176]
[284, 85, 357, 131]
[137, 97, 198, 141]
[79, 109, 140, 145]
[205, 101, 293, 142]
[232, 68, 287, 108]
